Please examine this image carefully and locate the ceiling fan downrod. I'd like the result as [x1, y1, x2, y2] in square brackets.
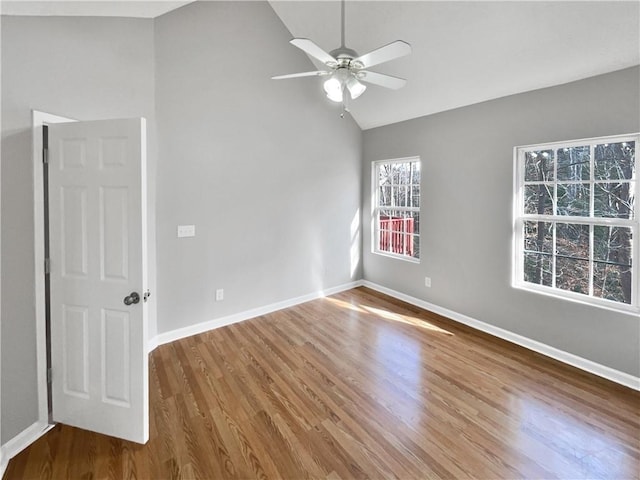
[340, 0, 346, 48]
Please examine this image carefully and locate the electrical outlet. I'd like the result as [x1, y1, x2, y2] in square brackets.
[215, 289, 224, 301]
[424, 277, 432, 288]
[177, 225, 196, 238]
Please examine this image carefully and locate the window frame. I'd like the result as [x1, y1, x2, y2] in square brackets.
[513, 133, 639, 315]
[372, 156, 421, 263]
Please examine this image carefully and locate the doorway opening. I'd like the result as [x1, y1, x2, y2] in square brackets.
[32, 110, 76, 428]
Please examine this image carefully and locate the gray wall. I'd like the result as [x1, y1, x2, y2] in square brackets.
[1, 15, 156, 443]
[154, 1, 362, 334]
[363, 66, 640, 377]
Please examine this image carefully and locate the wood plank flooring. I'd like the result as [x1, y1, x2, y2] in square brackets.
[5, 287, 639, 479]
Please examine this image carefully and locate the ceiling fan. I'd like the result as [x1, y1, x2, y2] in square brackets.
[272, 0, 411, 108]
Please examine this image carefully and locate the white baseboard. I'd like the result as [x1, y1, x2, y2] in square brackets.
[0, 421, 54, 473]
[149, 281, 363, 349]
[362, 281, 640, 391]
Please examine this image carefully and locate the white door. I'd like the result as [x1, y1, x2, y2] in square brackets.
[48, 118, 148, 444]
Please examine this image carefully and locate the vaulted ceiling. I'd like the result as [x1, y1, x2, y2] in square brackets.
[269, 1, 640, 129]
[2, 1, 638, 130]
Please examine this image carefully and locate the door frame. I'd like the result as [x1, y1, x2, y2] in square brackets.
[32, 110, 76, 426]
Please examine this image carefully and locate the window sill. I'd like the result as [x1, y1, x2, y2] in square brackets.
[373, 250, 420, 264]
[513, 282, 640, 316]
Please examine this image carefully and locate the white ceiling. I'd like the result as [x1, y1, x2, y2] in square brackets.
[2, 1, 638, 130]
[0, 0, 193, 18]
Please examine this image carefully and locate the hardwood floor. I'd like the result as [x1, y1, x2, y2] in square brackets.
[5, 287, 639, 479]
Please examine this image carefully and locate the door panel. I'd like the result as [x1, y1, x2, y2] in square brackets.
[101, 308, 130, 407]
[100, 187, 129, 281]
[49, 118, 148, 444]
[61, 186, 88, 277]
[62, 305, 89, 397]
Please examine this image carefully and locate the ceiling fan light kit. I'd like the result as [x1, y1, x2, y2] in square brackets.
[272, 0, 411, 113]
[323, 72, 346, 102]
[345, 75, 366, 100]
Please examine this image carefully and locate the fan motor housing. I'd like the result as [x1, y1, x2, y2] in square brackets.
[330, 46, 358, 59]
[329, 47, 362, 69]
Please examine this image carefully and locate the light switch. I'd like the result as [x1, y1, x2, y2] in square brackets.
[177, 225, 195, 238]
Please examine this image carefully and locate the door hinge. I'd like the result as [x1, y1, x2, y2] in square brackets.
[44, 258, 51, 274]
[43, 147, 49, 164]
[47, 368, 52, 384]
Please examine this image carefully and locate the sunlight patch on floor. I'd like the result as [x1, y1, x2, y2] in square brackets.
[326, 297, 453, 335]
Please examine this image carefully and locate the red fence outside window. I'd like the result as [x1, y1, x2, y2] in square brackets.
[379, 216, 414, 256]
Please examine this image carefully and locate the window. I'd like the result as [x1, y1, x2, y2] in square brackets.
[514, 134, 639, 313]
[373, 157, 420, 262]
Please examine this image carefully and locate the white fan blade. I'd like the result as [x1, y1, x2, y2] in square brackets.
[352, 40, 411, 69]
[272, 71, 330, 80]
[358, 71, 407, 90]
[290, 38, 337, 66]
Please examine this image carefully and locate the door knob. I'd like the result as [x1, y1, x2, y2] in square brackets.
[123, 292, 140, 306]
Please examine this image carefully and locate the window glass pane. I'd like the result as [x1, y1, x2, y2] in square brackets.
[383, 212, 417, 233]
[412, 164, 421, 184]
[378, 165, 391, 185]
[524, 252, 552, 286]
[525, 150, 554, 182]
[412, 234, 420, 260]
[524, 221, 553, 253]
[379, 186, 392, 207]
[404, 163, 413, 183]
[378, 211, 393, 254]
[391, 163, 403, 184]
[594, 182, 634, 219]
[593, 225, 633, 303]
[555, 222, 590, 295]
[411, 186, 420, 207]
[556, 257, 589, 295]
[409, 211, 420, 235]
[398, 185, 409, 207]
[593, 263, 632, 304]
[400, 185, 409, 207]
[388, 186, 397, 207]
[556, 223, 589, 261]
[524, 184, 553, 215]
[594, 226, 632, 266]
[378, 211, 417, 257]
[557, 146, 590, 181]
[557, 183, 590, 216]
[594, 142, 635, 180]
[389, 186, 397, 206]
[400, 186, 409, 207]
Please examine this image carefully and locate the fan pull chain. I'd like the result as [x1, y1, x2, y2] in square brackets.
[341, 86, 350, 118]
